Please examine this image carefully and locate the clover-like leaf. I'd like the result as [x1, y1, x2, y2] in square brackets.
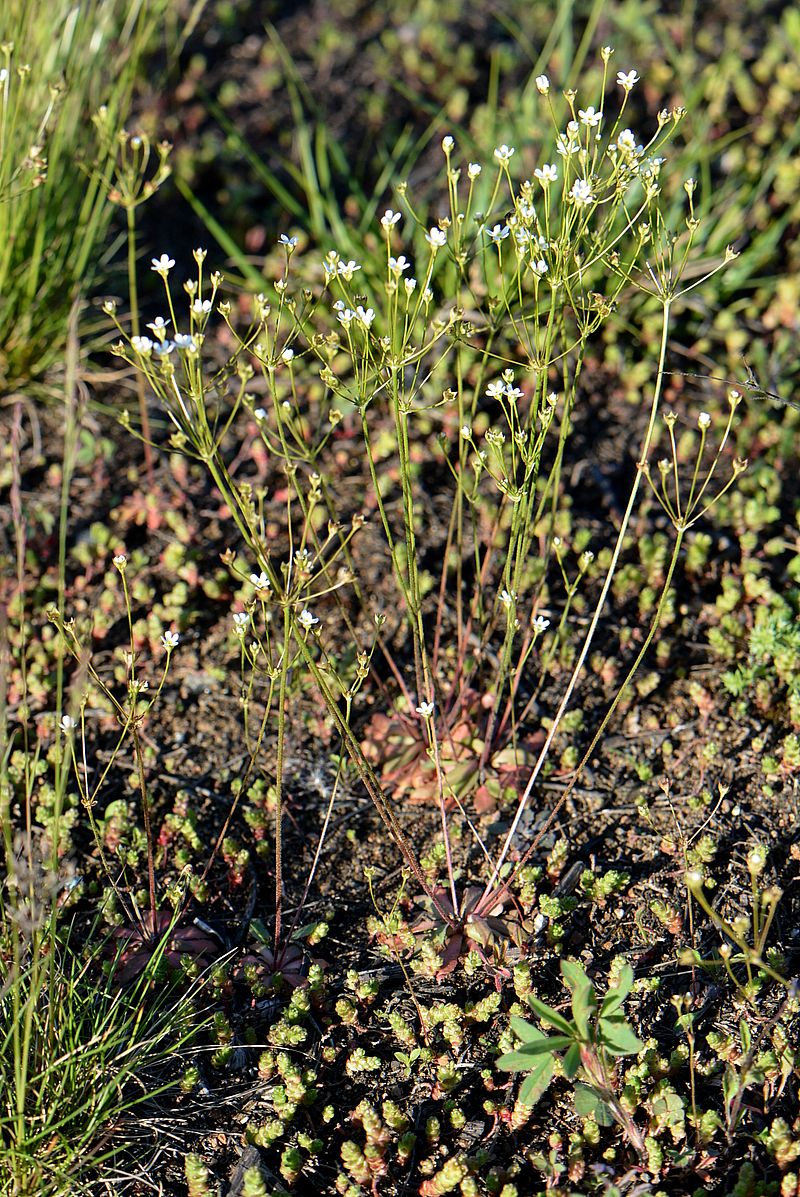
[574, 1082, 615, 1126]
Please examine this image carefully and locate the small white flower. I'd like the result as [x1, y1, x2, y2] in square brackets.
[130, 335, 153, 355]
[389, 254, 410, 275]
[487, 223, 510, 243]
[60, 714, 76, 732]
[570, 178, 594, 205]
[499, 589, 516, 608]
[747, 846, 766, 872]
[578, 106, 602, 128]
[532, 615, 550, 633]
[441, 134, 454, 153]
[641, 155, 665, 178]
[486, 380, 506, 400]
[535, 74, 550, 94]
[250, 571, 271, 591]
[113, 554, 127, 569]
[616, 69, 640, 91]
[505, 385, 524, 402]
[193, 247, 207, 263]
[281, 347, 295, 363]
[161, 630, 180, 650]
[531, 259, 548, 277]
[254, 408, 267, 421]
[356, 305, 374, 327]
[467, 162, 482, 179]
[493, 144, 515, 165]
[404, 277, 417, 296]
[337, 259, 361, 279]
[147, 316, 170, 335]
[425, 226, 447, 248]
[555, 133, 580, 157]
[381, 208, 402, 230]
[337, 307, 355, 326]
[173, 333, 197, 351]
[152, 340, 174, 356]
[191, 298, 212, 316]
[280, 233, 298, 247]
[697, 411, 711, 429]
[460, 425, 472, 438]
[233, 612, 249, 633]
[151, 253, 175, 276]
[298, 608, 319, 629]
[415, 700, 434, 717]
[617, 129, 640, 156]
[534, 163, 558, 184]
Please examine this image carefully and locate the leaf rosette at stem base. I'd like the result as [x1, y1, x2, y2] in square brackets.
[412, 884, 533, 979]
[361, 690, 544, 812]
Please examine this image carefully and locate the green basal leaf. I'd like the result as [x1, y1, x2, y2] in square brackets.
[526, 995, 576, 1036]
[518, 1055, 555, 1107]
[570, 978, 597, 1041]
[497, 1049, 539, 1072]
[500, 1036, 574, 1068]
[598, 1015, 645, 1056]
[560, 958, 591, 992]
[574, 1083, 615, 1126]
[509, 1015, 546, 1042]
[600, 962, 634, 1017]
[739, 1019, 752, 1054]
[560, 959, 597, 1040]
[723, 1063, 740, 1105]
[563, 1041, 582, 1079]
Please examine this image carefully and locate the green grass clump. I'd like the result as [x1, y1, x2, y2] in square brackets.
[0, 0, 180, 392]
[0, 920, 200, 1197]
